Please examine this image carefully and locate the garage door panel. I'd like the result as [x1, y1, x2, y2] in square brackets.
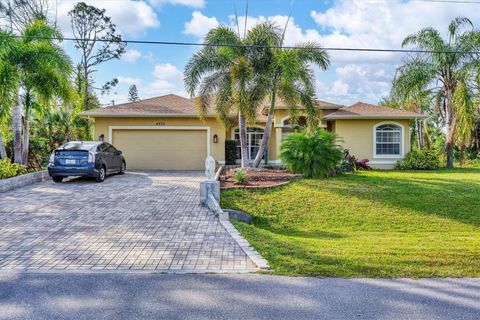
[112, 129, 207, 170]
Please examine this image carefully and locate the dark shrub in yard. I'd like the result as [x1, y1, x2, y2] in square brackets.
[339, 149, 372, 172]
[396, 149, 440, 170]
[225, 140, 238, 165]
[280, 129, 342, 178]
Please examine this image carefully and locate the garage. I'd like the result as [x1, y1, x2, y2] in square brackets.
[112, 128, 208, 170]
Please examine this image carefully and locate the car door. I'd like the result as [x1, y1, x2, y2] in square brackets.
[96, 143, 110, 170]
[107, 144, 121, 171]
[108, 145, 123, 170]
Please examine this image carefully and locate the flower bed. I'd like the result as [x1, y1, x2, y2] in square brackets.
[220, 167, 302, 189]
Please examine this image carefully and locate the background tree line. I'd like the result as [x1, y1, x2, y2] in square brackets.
[0, 0, 125, 167]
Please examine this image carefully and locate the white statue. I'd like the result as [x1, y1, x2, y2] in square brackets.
[205, 156, 216, 180]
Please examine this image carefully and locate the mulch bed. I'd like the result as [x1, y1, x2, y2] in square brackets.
[220, 167, 303, 189]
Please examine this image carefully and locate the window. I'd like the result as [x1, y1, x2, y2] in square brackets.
[107, 145, 117, 154]
[375, 124, 402, 156]
[234, 128, 264, 161]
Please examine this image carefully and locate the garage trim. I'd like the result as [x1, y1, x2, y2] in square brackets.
[108, 125, 211, 157]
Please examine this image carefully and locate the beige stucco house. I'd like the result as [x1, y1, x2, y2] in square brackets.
[80, 94, 425, 170]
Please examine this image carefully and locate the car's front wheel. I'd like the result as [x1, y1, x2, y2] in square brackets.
[96, 166, 106, 183]
[119, 161, 126, 174]
[52, 176, 63, 183]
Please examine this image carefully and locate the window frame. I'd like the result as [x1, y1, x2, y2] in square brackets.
[373, 122, 404, 159]
[233, 127, 265, 161]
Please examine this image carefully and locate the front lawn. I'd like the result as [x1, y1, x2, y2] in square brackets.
[221, 168, 480, 277]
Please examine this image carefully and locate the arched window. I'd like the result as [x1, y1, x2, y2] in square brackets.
[234, 128, 264, 161]
[375, 124, 402, 156]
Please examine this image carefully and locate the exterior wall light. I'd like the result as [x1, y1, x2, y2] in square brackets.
[99, 134, 105, 142]
[213, 134, 218, 143]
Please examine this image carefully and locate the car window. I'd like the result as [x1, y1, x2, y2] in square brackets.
[108, 145, 117, 153]
[97, 143, 108, 152]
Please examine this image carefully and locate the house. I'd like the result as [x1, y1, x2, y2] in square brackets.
[80, 94, 425, 170]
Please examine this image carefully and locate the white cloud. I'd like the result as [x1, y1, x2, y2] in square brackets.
[117, 76, 142, 85]
[148, 0, 204, 8]
[331, 80, 349, 96]
[56, 0, 159, 36]
[122, 49, 142, 63]
[145, 63, 186, 96]
[183, 11, 219, 39]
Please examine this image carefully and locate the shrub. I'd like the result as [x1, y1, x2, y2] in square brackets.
[0, 158, 27, 180]
[339, 149, 372, 172]
[233, 170, 248, 185]
[280, 129, 343, 178]
[225, 140, 238, 165]
[396, 149, 440, 170]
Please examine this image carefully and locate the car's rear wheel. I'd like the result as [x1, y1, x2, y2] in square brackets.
[96, 166, 106, 183]
[119, 161, 126, 174]
[52, 176, 63, 183]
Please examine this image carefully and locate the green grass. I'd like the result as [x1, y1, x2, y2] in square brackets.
[221, 168, 480, 277]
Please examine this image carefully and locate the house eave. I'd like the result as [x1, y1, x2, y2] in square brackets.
[79, 112, 217, 118]
[323, 115, 427, 120]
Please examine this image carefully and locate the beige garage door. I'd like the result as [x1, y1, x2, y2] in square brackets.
[112, 129, 207, 170]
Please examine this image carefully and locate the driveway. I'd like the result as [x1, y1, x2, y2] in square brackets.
[0, 172, 257, 272]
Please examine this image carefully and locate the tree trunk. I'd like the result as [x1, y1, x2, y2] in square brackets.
[0, 132, 7, 159]
[253, 89, 276, 167]
[423, 118, 431, 149]
[22, 119, 29, 166]
[238, 113, 249, 168]
[13, 101, 23, 164]
[445, 89, 455, 169]
[83, 57, 89, 110]
[416, 119, 423, 149]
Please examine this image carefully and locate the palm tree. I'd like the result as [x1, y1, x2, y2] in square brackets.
[0, 19, 72, 164]
[0, 60, 18, 159]
[184, 22, 280, 167]
[392, 17, 480, 168]
[251, 34, 330, 167]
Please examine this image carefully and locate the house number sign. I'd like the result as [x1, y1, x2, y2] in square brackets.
[155, 122, 166, 126]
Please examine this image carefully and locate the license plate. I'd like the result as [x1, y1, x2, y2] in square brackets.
[65, 159, 76, 165]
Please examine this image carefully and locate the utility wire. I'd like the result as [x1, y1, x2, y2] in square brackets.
[5, 34, 480, 54]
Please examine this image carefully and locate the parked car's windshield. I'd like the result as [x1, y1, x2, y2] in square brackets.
[61, 142, 97, 151]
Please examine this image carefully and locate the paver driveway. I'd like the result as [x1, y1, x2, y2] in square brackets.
[0, 172, 257, 272]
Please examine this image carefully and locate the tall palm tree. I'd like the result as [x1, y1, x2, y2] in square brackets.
[0, 19, 72, 164]
[184, 22, 280, 167]
[251, 35, 330, 167]
[392, 17, 480, 168]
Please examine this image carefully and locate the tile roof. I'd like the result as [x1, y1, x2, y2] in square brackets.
[80, 94, 342, 119]
[323, 102, 426, 120]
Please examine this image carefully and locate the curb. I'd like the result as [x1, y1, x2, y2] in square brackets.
[0, 170, 49, 193]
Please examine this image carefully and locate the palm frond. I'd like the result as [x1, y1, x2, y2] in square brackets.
[295, 42, 330, 70]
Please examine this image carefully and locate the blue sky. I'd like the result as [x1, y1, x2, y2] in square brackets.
[52, 0, 480, 106]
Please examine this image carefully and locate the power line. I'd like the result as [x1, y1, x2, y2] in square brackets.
[6, 34, 480, 54]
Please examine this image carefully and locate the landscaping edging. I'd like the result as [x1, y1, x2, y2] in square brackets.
[200, 165, 270, 271]
[0, 170, 49, 193]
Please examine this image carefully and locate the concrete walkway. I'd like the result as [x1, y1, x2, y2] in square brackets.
[0, 273, 479, 320]
[0, 172, 257, 272]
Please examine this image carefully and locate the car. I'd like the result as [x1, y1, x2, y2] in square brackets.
[47, 141, 126, 183]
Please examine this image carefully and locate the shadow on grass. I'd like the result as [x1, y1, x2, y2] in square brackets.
[311, 169, 480, 227]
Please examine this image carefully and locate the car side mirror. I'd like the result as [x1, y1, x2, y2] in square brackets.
[117, 150, 122, 155]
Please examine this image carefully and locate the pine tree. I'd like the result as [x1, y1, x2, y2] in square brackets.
[128, 84, 140, 102]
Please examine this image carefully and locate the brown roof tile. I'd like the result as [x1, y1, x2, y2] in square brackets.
[80, 94, 341, 119]
[323, 102, 426, 120]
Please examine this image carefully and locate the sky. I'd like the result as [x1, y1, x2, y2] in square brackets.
[46, 0, 480, 106]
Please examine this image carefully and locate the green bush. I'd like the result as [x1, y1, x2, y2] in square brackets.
[280, 129, 343, 178]
[396, 149, 440, 170]
[233, 170, 248, 185]
[0, 158, 27, 180]
[225, 140, 238, 165]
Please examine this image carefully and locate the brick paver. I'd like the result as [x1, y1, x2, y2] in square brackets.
[0, 172, 257, 272]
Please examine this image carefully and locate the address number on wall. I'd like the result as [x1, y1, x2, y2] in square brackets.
[155, 122, 166, 126]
